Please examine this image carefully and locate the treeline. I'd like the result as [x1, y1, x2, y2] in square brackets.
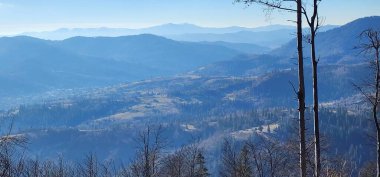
[0, 125, 210, 177]
[0, 121, 376, 177]
[0, 93, 375, 177]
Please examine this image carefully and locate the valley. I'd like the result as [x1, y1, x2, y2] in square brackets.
[0, 16, 378, 176]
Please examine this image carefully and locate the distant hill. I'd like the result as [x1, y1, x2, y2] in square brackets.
[18, 23, 339, 49]
[0, 17, 372, 101]
[189, 54, 287, 76]
[273, 16, 380, 64]
[0, 36, 159, 97]
[168, 29, 295, 49]
[168, 25, 339, 49]
[55, 34, 240, 72]
[18, 24, 300, 48]
[0, 35, 243, 97]
[20, 23, 296, 40]
[191, 17, 380, 77]
[135, 23, 263, 35]
[199, 41, 270, 54]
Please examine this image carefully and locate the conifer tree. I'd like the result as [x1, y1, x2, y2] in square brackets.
[195, 152, 210, 177]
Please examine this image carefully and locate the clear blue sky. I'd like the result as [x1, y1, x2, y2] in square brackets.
[0, 0, 378, 34]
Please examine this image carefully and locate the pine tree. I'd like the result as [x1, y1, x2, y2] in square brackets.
[238, 145, 252, 177]
[195, 152, 210, 177]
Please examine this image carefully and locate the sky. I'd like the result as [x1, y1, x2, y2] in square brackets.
[0, 0, 378, 34]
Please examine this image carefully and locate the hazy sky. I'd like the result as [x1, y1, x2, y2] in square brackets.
[0, 0, 378, 34]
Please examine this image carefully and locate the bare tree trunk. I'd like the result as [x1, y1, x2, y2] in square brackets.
[311, 37, 321, 177]
[309, 1, 321, 176]
[235, 1, 308, 176]
[375, 48, 380, 177]
[374, 101, 380, 177]
[296, 0, 307, 177]
[355, 29, 380, 177]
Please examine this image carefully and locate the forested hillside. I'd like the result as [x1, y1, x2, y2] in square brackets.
[0, 9, 378, 176]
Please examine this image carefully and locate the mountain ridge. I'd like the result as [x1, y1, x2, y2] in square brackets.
[191, 16, 380, 78]
[0, 34, 243, 97]
[19, 23, 297, 40]
[273, 16, 380, 61]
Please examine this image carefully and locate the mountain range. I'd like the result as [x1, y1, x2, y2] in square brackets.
[18, 23, 338, 49]
[0, 17, 375, 105]
[194, 16, 380, 77]
[0, 16, 378, 174]
[20, 23, 296, 39]
[0, 35, 245, 98]
[273, 16, 380, 62]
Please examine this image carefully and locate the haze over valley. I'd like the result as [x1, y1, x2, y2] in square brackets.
[0, 1, 378, 175]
